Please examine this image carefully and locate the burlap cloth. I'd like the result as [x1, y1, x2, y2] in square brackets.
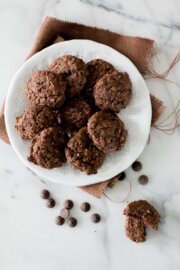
[0, 17, 165, 198]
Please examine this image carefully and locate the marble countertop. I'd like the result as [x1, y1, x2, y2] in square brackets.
[0, 0, 180, 269]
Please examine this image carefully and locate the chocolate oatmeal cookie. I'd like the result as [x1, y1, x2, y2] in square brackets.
[125, 216, 146, 243]
[49, 55, 87, 97]
[28, 127, 67, 169]
[124, 200, 160, 230]
[87, 111, 127, 153]
[83, 59, 115, 100]
[94, 71, 132, 112]
[65, 127, 105, 174]
[25, 70, 66, 109]
[15, 106, 58, 140]
[61, 98, 92, 130]
[124, 200, 160, 242]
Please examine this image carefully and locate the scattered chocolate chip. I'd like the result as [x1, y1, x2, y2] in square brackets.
[46, 198, 56, 208]
[91, 213, 101, 223]
[132, 161, 142, 172]
[40, 189, 50, 199]
[80, 202, 91, 212]
[60, 208, 69, 219]
[63, 200, 74, 210]
[119, 172, 126, 181]
[68, 217, 77, 227]
[55, 216, 65, 225]
[138, 175, 148, 185]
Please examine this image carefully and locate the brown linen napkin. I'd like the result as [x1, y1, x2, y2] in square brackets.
[27, 17, 154, 74]
[0, 17, 165, 198]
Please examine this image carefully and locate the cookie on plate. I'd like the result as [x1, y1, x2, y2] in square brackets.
[25, 70, 66, 109]
[94, 71, 132, 112]
[49, 55, 87, 97]
[87, 111, 127, 153]
[61, 97, 92, 130]
[83, 59, 115, 100]
[65, 127, 105, 175]
[28, 127, 67, 169]
[15, 106, 58, 140]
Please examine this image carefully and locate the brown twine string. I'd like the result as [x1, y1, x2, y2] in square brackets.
[103, 179, 131, 203]
[144, 49, 180, 134]
[156, 99, 180, 126]
[155, 110, 180, 129]
[146, 49, 180, 80]
[152, 99, 180, 134]
[146, 76, 180, 90]
[145, 49, 180, 94]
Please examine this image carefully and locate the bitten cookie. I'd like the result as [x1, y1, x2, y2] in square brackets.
[123, 200, 160, 230]
[61, 97, 92, 130]
[94, 71, 132, 112]
[28, 127, 67, 169]
[25, 70, 66, 109]
[65, 127, 105, 175]
[124, 200, 160, 242]
[15, 106, 58, 140]
[49, 55, 87, 97]
[87, 111, 127, 153]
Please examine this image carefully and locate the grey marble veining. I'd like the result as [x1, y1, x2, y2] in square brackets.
[81, 0, 180, 30]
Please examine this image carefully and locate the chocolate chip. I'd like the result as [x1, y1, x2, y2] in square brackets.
[138, 175, 148, 185]
[40, 189, 50, 199]
[55, 216, 65, 225]
[80, 202, 91, 212]
[60, 208, 69, 219]
[68, 217, 77, 227]
[91, 213, 101, 223]
[46, 198, 56, 208]
[119, 172, 126, 181]
[132, 161, 142, 172]
[63, 200, 74, 210]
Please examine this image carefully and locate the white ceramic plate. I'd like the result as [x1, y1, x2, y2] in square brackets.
[5, 40, 151, 186]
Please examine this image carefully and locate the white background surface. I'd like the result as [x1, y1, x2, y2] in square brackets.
[0, 0, 180, 269]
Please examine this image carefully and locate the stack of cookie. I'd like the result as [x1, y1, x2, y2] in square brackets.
[15, 55, 132, 174]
